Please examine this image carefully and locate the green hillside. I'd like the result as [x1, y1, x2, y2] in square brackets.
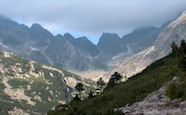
[0, 52, 93, 114]
[49, 41, 186, 115]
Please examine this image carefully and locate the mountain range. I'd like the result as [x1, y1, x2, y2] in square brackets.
[0, 10, 186, 80]
[0, 15, 167, 75]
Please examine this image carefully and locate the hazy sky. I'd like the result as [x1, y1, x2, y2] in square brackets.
[0, 0, 186, 44]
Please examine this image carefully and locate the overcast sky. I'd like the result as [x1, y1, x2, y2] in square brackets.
[0, 0, 186, 44]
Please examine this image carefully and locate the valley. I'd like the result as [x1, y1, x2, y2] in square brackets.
[0, 7, 186, 115]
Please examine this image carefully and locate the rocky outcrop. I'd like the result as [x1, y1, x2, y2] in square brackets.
[117, 81, 186, 115]
[8, 107, 30, 115]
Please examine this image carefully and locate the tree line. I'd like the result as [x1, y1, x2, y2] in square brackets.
[73, 71, 124, 101]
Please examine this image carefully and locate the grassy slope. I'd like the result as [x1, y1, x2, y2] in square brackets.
[49, 53, 186, 115]
[0, 53, 93, 114]
[0, 54, 70, 114]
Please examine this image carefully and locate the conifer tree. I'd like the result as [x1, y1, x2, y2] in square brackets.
[75, 83, 84, 99]
[97, 78, 105, 90]
[106, 72, 123, 89]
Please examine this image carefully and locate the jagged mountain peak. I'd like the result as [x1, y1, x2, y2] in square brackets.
[55, 34, 63, 38]
[76, 36, 89, 41]
[100, 33, 120, 40]
[30, 23, 53, 36]
[30, 23, 43, 29]
[30, 23, 54, 40]
[97, 33, 121, 47]
[64, 33, 74, 40]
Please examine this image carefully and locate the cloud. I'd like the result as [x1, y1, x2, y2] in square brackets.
[0, 0, 186, 44]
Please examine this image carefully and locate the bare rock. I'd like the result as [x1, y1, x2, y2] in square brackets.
[118, 82, 186, 115]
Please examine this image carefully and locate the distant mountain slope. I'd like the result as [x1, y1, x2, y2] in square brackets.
[97, 33, 123, 54]
[96, 25, 165, 64]
[121, 26, 163, 53]
[112, 10, 186, 77]
[44, 35, 105, 71]
[0, 16, 105, 71]
[0, 52, 93, 114]
[96, 33, 124, 62]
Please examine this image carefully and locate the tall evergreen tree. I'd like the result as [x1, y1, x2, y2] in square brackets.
[171, 41, 179, 56]
[75, 83, 84, 99]
[106, 72, 123, 89]
[97, 77, 105, 90]
[88, 90, 94, 99]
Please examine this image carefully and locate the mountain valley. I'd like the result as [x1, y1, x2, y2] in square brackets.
[0, 9, 186, 115]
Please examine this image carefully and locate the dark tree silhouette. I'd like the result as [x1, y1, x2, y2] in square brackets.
[171, 41, 179, 57]
[114, 72, 122, 84]
[75, 83, 84, 99]
[72, 94, 81, 101]
[97, 77, 105, 90]
[88, 90, 94, 99]
[106, 72, 123, 89]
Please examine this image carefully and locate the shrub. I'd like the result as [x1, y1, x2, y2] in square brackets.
[166, 82, 183, 100]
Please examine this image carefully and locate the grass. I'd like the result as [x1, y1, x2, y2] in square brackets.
[0, 53, 84, 114]
[48, 52, 186, 115]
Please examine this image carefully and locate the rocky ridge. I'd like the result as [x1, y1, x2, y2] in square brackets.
[118, 78, 186, 115]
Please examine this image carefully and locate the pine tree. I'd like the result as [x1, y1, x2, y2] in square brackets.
[88, 90, 94, 99]
[171, 41, 179, 56]
[75, 83, 84, 99]
[97, 78, 105, 90]
[106, 72, 123, 89]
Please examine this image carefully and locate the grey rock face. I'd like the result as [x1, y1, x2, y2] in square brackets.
[0, 16, 105, 71]
[118, 82, 186, 115]
[112, 10, 186, 78]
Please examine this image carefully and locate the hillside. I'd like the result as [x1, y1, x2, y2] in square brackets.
[48, 42, 186, 114]
[0, 52, 93, 114]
